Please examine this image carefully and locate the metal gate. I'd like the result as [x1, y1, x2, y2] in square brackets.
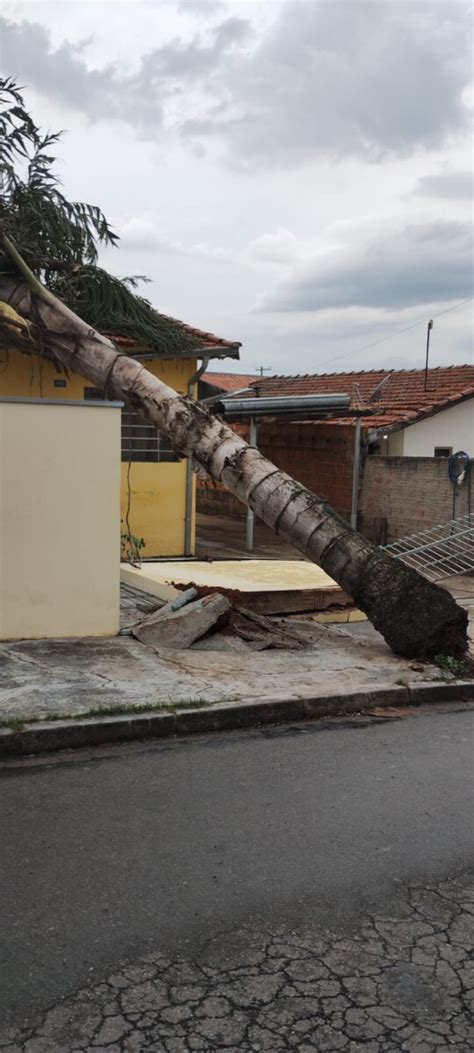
[384, 514, 474, 581]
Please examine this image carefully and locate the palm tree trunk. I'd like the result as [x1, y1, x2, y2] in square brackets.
[0, 270, 468, 659]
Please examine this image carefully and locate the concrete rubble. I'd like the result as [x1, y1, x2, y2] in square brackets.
[133, 592, 231, 650]
[228, 607, 308, 650]
[127, 579, 314, 652]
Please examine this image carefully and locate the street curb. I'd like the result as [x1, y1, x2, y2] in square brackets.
[1, 679, 474, 757]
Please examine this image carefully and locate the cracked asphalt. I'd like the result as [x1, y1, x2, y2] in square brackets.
[1, 873, 474, 1052]
[1, 708, 473, 1051]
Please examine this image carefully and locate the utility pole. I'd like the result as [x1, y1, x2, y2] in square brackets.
[424, 320, 433, 390]
[256, 366, 272, 377]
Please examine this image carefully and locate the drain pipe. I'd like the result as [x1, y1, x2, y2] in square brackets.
[246, 417, 258, 551]
[350, 415, 362, 530]
[184, 358, 209, 556]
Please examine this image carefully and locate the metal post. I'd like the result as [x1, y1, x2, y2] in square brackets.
[184, 358, 209, 556]
[246, 417, 258, 551]
[351, 415, 362, 531]
[424, 320, 433, 390]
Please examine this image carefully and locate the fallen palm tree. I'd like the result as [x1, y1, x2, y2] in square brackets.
[0, 78, 467, 659]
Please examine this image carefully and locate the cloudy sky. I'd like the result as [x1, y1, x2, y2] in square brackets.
[1, 0, 473, 374]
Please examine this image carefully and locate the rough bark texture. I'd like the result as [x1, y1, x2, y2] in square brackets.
[0, 277, 468, 659]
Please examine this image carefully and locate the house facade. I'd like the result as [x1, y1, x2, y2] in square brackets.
[1, 322, 240, 558]
[377, 397, 473, 457]
[198, 366, 474, 538]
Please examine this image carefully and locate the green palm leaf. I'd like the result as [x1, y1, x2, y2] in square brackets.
[0, 78, 200, 357]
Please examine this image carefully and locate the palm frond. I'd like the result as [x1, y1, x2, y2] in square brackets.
[52, 266, 200, 356]
[0, 78, 201, 356]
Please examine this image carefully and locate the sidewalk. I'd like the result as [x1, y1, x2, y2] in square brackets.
[1, 580, 473, 754]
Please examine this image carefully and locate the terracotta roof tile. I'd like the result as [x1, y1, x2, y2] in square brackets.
[102, 317, 241, 360]
[238, 365, 474, 430]
[165, 317, 241, 352]
[201, 371, 258, 392]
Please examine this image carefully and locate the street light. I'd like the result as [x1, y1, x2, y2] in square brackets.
[424, 319, 434, 390]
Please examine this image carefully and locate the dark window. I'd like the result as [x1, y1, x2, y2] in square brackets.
[434, 446, 452, 459]
[84, 387, 179, 463]
[121, 406, 179, 463]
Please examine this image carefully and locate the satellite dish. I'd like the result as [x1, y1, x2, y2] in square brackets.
[448, 451, 470, 486]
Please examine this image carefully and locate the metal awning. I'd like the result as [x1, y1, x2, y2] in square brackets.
[212, 393, 368, 549]
[217, 393, 352, 420]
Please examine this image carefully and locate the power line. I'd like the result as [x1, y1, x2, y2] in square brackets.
[318, 296, 474, 369]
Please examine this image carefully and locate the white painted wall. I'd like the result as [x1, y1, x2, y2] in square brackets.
[386, 430, 405, 456]
[0, 399, 121, 639]
[386, 397, 474, 458]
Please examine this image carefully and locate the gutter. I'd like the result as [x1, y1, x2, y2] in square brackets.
[184, 358, 209, 556]
[131, 344, 240, 362]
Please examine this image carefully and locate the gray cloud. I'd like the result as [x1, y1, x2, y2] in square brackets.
[415, 171, 473, 200]
[182, 0, 473, 167]
[0, 14, 251, 133]
[260, 221, 474, 313]
[178, 0, 224, 13]
[2, 1, 472, 168]
[120, 216, 232, 262]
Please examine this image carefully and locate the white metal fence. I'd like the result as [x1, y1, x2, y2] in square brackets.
[384, 514, 474, 581]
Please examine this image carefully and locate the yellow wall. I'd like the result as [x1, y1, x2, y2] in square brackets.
[0, 349, 198, 557]
[0, 399, 121, 639]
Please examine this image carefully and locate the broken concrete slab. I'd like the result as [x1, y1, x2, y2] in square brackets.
[120, 566, 181, 604]
[133, 592, 231, 650]
[119, 584, 199, 636]
[229, 607, 308, 650]
[122, 559, 351, 614]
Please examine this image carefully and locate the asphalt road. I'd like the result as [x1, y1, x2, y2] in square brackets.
[1, 706, 473, 1050]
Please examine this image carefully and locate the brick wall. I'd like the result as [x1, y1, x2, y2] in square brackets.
[197, 421, 250, 519]
[359, 456, 474, 543]
[197, 421, 355, 520]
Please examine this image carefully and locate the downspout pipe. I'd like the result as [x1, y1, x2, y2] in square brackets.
[350, 415, 362, 531]
[246, 417, 258, 551]
[184, 357, 209, 556]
